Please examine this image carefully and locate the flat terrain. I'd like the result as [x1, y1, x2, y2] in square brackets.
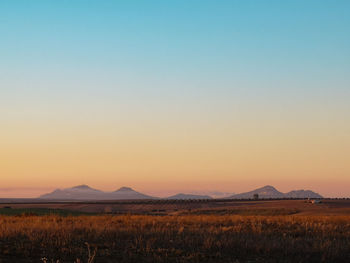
[1, 200, 350, 262]
[1, 199, 350, 216]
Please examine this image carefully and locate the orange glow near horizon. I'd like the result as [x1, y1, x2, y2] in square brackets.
[1, 105, 349, 198]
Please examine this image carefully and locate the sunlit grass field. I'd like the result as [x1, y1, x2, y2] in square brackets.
[1, 213, 350, 262]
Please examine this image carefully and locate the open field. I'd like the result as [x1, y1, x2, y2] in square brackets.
[1, 200, 350, 262]
[1, 199, 350, 216]
[1, 214, 350, 262]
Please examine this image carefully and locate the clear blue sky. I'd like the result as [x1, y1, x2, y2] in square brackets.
[1, 1, 349, 92]
[1, 1, 349, 96]
[0, 1, 350, 197]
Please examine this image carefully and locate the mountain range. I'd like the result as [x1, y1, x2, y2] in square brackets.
[229, 185, 322, 199]
[39, 185, 154, 200]
[39, 184, 323, 200]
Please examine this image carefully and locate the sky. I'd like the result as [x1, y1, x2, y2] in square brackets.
[0, 0, 349, 198]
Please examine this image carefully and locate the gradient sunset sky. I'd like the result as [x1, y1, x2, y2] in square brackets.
[1, 0, 349, 198]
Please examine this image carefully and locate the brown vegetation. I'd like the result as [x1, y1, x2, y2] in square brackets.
[1, 214, 350, 262]
[3, 199, 350, 215]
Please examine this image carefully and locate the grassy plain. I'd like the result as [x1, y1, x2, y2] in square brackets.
[1, 200, 350, 262]
[0, 211, 350, 262]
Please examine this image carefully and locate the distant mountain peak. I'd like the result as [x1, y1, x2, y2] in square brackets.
[39, 185, 155, 200]
[72, 184, 92, 190]
[260, 185, 277, 191]
[229, 185, 322, 199]
[285, 189, 322, 198]
[69, 185, 102, 192]
[116, 187, 134, 192]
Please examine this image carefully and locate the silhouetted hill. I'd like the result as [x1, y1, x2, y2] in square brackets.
[229, 185, 322, 199]
[39, 184, 323, 200]
[109, 187, 154, 199]
[39, 185, 155, 200]
[285, 190, 322, 198]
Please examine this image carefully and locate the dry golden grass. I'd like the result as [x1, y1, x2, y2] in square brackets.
[0, 214, 350, 262]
